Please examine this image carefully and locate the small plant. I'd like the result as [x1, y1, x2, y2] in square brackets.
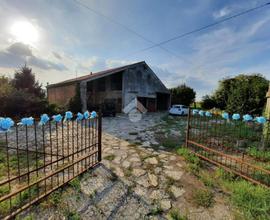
[168, 208, 188, 220]
[192, 189, 214, 208]
[124, 166, 133, 177]
[150, 204, 163, 215]
[47, 190, 62, 207]
[104, 154, 115, 161]
[0, 185, 10, 197]
[65, 210, 81, 220]
[89, 189, 97, 199]
[69, 178, 81, 192]
[199, 171, 215, 188]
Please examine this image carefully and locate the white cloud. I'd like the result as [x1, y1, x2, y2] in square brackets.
[213, 6, 231, 19]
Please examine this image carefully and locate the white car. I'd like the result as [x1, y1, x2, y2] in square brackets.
[169, 105, 189, 116]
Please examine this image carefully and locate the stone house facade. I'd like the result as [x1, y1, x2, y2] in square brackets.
[47, 61, 171, 113]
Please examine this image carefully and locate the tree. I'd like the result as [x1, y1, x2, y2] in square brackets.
[12, 65, 45, 98]
[213, 74, 268, 114]
[170, 84, 196, 106]
[201, 95, 217, 110]
[0, 76, 13, 97]
[0, 65, 52, 117]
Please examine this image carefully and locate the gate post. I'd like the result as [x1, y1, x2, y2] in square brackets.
[263, 83, 270, 149]
[98, 111, 102, 162]
[185, 108, 191, 148]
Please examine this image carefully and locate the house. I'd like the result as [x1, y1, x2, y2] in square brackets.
[47, 61, 171, 113]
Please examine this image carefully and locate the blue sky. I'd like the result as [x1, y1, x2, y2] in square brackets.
[0, 0, 270, 99]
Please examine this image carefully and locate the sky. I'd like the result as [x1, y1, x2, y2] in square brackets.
[0, 0, 270, 100]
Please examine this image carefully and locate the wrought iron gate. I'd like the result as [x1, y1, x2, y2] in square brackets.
[185, 109, 270, 188]
[0, 114, 102, 219]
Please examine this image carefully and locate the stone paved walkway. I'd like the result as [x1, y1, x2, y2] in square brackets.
[21, 113, 233, 220]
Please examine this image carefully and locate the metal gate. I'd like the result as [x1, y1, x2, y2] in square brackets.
[0, 114, 102, 219]
[185, 109, 270, 188]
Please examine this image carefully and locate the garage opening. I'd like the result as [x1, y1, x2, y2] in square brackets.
[137, 97, 156, 112]
[156, 93, 170, 111]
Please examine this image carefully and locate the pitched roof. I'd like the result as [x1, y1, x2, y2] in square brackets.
[47, 61, 145, 88]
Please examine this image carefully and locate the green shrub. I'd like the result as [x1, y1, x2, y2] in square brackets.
[192, 189, 214, 208]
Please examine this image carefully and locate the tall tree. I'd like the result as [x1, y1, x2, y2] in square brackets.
[201, 95, 217, 110]
[12, 65, 45, 98]
[170, 84, 196, 106]
[213, 74, 268, 114]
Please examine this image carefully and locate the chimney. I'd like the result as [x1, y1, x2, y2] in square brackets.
[90, 72, 93, 75]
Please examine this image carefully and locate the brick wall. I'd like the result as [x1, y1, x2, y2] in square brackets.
[47, 83, 77, 106]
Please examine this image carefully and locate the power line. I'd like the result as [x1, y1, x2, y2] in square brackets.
[71, 0, 190, 61]
[130, 2, 270, 55]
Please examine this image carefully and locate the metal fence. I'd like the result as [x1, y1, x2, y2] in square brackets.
[186, 109, 270, 188]
[0, 114, 102, 219]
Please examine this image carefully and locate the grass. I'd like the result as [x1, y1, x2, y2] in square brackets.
[176, 147, 269, 219]
[199, 171, 216, 188]
[200, 167, 270, 219]
[0, 185, 10, 197]
[0, 148, 43, 181]
[69, 177, 81, 192]
[168, 209, 188, 220]
[247, 147, 270, 162]
[213, 168, 270, 220]
[176, 147, 201, 174]
[103, 154, 115, 161]
[0, 185, 39, 216]
[192, 188, 214, 208]
[228, 181, 270, 220]
[65, 210, 81, 220]
[45, 190, 62, 207]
